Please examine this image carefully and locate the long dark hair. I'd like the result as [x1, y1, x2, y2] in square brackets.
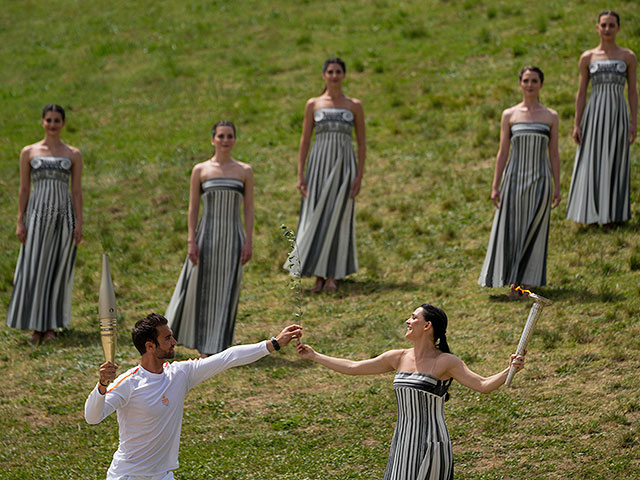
[598, 10, 620, 26]
[421, 303, 451, 400]
[42, 104, 65, 121]
[421, 304, 450, 354]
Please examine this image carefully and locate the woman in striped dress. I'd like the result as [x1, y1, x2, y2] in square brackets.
[166, 121, 254, 356]
[7, 104, 83, 344]
[478, 67, 561, 298]
[288, 57, 366, 292]
[566, 11, 637, 225]
[297, 304, 525, 480]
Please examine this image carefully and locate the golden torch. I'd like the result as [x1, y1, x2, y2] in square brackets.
[99, 254, 118, 363]
[505, 286, 552, 387]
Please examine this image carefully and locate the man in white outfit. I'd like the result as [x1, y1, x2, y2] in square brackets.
[85, 313, 302, 480]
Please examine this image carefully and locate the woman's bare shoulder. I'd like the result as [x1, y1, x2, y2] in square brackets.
[21, 142, 42, 157]
[234, 160, 253, 177]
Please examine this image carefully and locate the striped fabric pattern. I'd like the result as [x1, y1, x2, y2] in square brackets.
[384, 372, 453, 480]
[166, 178, 245, 355]
[566, 60, 630, 224]
[289, 108, 358, 279]
[7, 156, 76, 331]
[479, 122, 552, 288]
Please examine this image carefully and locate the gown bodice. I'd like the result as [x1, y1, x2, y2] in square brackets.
[589, 60, 627, 90]
[200, 177, 244, 225]
[313, 108, 354, 136]
[508, 122, 551, 174]
[30, 156, 72, 185]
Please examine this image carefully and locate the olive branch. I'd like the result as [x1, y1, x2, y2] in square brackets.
[281, 224, 303, 327]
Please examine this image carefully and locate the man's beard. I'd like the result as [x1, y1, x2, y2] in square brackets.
[157, 347, 175, 359]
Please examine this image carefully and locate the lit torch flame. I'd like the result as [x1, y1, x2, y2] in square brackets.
[510, 284, 533, 297]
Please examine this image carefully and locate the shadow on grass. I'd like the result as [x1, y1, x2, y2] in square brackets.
[573, 219, 640, 234]
[488, 286, 625, 303]
[7, 327, 98, 348]
[302, 278, 422, 298]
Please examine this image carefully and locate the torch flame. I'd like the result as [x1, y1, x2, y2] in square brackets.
[510, 284, 533, 296]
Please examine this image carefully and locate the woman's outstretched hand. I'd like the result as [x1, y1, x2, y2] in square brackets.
[509, 351, 526, 373]
[296, 342, 316, 359]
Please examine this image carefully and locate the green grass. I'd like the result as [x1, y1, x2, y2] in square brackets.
[1, 1, 639, 479]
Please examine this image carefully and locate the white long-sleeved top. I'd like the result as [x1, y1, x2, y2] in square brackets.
[84, 341, 270, 480]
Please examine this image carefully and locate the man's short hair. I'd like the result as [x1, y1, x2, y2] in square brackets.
[132, 313, 168, 355]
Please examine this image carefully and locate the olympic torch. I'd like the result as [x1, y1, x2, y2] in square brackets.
[505, 286, 552, 387]
[99, 254, 117, 363]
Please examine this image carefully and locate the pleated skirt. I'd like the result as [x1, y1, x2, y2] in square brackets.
[566, 75, 630, 224]
[291, 130, 358, 279]
[479, 123, 552, 288]
[7, 177, 76, 331]
[166, 178, 244, 355]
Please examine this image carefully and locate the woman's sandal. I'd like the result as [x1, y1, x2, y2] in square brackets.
[42, 330, 57, 342]
[30, 331, 43, 345]
[324, 278, 338, 292]
[311, 277, 324, 293]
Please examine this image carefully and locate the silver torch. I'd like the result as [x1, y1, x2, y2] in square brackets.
[505, 288, 552, 387]
[99, 254, 118, 363]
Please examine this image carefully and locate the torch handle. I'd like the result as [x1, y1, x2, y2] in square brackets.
[99, 254, 118, 363]
[505, 302, 544, 387]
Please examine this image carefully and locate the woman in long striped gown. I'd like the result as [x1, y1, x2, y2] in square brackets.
[288, 57, 366, 293]
[7, 104, 83, 344]
[166, 121, 254, 356]
[297, 304, 525, 480]
[478, 67, 561, 298]
[566, 10, 637, 225]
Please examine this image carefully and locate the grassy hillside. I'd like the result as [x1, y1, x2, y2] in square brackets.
[1, 1, 639, 479]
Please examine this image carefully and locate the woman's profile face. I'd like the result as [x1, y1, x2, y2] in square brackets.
[41, 111, 65, 135]
[405, 307, 427, 339]
[596, 14, 620, 40]
[211, 125, 236, 152]
[519, 70, 543, 96]
[322, 63, 345, 87]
